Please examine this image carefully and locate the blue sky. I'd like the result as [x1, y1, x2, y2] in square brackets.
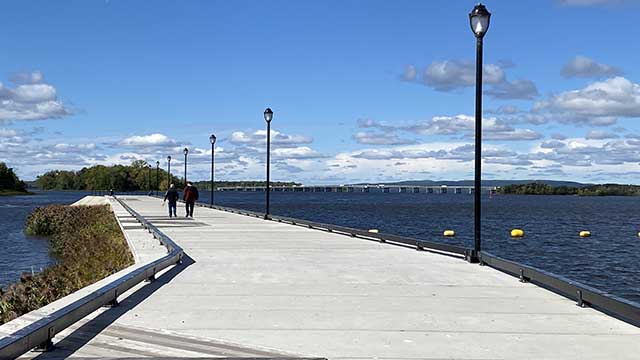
[1, 0, 639, 184]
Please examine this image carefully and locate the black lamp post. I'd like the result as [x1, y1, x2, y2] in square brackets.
[156, 161, 160, 196]
[469, 3, 491, 262]
[183, 147, 189, 185]
[264, 107, 273, 219]
[210, 134, 216, 206]
[167, 156, 171, 189]
[147, 164, 151, 193]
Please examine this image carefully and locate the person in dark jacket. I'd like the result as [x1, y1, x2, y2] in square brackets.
[163, 184, 179, 218]
[183, 182, 199, 218]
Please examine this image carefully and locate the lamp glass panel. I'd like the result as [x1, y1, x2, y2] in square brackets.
[471, 16, 489, 35]
[264, 109, 273, 122]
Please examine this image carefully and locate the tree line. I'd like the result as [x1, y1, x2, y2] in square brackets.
[498, 182, 640, 196]
[36, 160, 181, 191]
[35, 161, 301, 191]
[0, 162, 28, 194]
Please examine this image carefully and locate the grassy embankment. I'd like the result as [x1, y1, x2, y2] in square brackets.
[0, 205, 133, 324]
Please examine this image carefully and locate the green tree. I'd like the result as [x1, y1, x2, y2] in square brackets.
[0, 163, 27, 193]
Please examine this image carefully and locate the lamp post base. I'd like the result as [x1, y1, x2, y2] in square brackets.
[466, 250, 480, 263]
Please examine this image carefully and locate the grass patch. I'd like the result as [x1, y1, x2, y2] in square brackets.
[0, 205, 133, 324]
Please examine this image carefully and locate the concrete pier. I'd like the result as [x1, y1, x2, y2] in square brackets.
[16, 196, 640, 359]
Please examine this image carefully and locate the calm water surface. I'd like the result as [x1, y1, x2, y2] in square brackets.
[0, 191, 89, 289]
[2, 190, 639, 305]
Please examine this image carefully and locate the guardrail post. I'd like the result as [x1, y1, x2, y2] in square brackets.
[33, 327, 56, 352]
[105, 288, 119, 307]
[577, 290, 585, 308]
[146, 267, 157, 282]
[466, 249, 480, 264]
[519, 269, 527, 283]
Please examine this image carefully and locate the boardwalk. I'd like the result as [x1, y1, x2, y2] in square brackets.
[23, 196, 640, 359]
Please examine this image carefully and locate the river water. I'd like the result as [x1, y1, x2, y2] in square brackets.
[2, 190, 639, 304]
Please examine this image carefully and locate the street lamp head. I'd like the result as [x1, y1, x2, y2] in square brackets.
[167, 155, 171, 162]
[264, 108, 273, 123]
[156, 161, 160, 166]
[210, 134, 217, 145]
[183, 147, 189, 156]
[469, 3, 491, 38]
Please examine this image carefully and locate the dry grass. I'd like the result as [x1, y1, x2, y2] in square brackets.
[0, 205, 133, 324]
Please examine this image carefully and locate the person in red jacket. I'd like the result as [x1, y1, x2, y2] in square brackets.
[183, 182, 199, 218]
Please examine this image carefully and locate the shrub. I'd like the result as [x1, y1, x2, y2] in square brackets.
[0, 205, 133, 324]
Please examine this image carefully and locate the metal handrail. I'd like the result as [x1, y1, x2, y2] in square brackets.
[0, 196, 183, 360]
[479, 252, 640, 327]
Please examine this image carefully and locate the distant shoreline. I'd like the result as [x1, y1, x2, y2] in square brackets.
[497, 183, 640, 197]
[0, 190, 34, 196]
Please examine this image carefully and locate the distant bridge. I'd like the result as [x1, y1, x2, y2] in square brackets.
[216, 184, 498, 194]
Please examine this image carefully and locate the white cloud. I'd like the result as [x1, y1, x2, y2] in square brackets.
[403, 114, 542, 141]
[353, 131, 415, 145]
[585, 130, 619, 140]
[423, 60, 505, 91]
[119, 133, 178, 147]
[561, 56, 622, 78]
[534, 77, 640, 125]
[52, 143, 97, 151]
[483, 128, 542, 141]
[404, 60, 538, 100]
[400, 65, 417, 82]
[484, 79, 539, 100]
[0, 71, 72, 122]
[230, 129, 312, 148]
[10, 70, 45, 84]
[0, 128, 18, 137]
[541, 140, 566, 149]
[273, 146, 324, 159]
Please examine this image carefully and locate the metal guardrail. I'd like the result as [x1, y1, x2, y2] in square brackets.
[0, 196, 183, 360]
[479, 252, 640, 327]
[169, 196, 640, 328]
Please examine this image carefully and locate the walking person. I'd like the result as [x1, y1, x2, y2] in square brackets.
[183, 182, 199, 218]
[163, 184, 179, 218]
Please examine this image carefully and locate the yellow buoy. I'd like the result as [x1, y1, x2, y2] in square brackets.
[511, 229, 524, 238]
[637, 232, 640, 238]
[368, 229, 379, 233]
[579, 231, 591, 238]
[443, 230, 455, 237]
